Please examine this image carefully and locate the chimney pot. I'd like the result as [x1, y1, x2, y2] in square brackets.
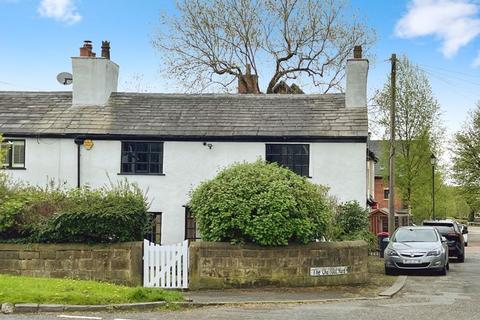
[238, 65, 259, 94]
[79, 40, 96, 57]
[101, 40, 110, 59]
[353, 45, 362, 59]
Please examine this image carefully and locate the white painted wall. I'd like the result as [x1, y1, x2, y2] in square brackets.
[4, 138, 366, 244]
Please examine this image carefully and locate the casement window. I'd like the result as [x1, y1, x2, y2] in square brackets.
[121, 141, 163, 175]
[1, 139, 25, 169]
[185, 206, 201, 242]
[383, 188, 389, 200]
[265, 144, 310, 177]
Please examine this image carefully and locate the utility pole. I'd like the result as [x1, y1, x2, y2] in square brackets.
[388, 54, 397, 236]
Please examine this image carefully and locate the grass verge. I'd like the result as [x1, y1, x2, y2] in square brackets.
[0, 274, 183, 305]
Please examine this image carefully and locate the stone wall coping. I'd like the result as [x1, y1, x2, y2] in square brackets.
[190, 240, 367, 250]
[0, 241, 143, 251]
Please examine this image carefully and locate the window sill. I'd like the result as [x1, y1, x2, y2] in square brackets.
[1, 167, 26, 170]
[117, 173, 166, 176]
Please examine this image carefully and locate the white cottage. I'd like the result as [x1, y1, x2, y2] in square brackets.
[0, 41, 369, 245]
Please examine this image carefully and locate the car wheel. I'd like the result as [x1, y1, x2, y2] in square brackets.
[439, 265, 447, 276]
[458, 253, 465, 263]
[385, 267, 397, 276]
[465, 242, 468, 247]
[446, 261, 450, 270]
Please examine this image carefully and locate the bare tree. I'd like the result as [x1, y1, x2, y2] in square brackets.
[153, 0, 374, 93]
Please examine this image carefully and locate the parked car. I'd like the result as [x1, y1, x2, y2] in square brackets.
[459, 224, 469, 247]
[384, 226, 449, 275]
[423, 219, 465, 262]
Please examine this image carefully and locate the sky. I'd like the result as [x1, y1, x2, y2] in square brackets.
[1, 0, 480, 143]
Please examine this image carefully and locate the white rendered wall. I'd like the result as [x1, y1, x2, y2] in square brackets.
[5, 138, 366, 245]
[3, 137, 77, 187]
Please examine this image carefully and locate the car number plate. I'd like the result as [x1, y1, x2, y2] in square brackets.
[403, 259, 421, 264]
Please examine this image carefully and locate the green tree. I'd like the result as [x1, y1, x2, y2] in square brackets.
[153, 0, 375, 93]
[452, 103, 480, 216]
[373, 56, 444, 221]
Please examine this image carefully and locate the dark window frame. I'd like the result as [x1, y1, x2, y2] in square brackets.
[1, 139, 26, 170]
[383, 188, 389, 200]
[120, 141, 164, 175]
[184, 206, 201, 241]
[146, 212, 162, 245]
[265, 143, 310, 177]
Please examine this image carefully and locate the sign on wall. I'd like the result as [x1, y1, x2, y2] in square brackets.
[310, 266, 349, 276]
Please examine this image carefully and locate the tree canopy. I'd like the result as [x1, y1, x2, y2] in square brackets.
[373, 56, 445, 222]
[153, 0, 374, 93]
[452, 103, 480, 215]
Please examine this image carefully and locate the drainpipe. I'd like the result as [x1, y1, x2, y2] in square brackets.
[73, 137, 84, 188]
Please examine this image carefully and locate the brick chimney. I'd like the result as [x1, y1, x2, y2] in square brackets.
[238, 64, 260, 94]
[345, 45, 369, 109]
[72, 40, 119, 106]
[101, 41, 110, 59]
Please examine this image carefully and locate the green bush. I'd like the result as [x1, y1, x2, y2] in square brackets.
[0, 178, 150, 243]
[36, 181, 150, 243]
[333, 201, 376, 251]
[189, 160, 334, 246]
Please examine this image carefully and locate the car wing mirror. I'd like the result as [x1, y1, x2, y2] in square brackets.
[441, 236, 447, 242]
[382, 237, 390, 243]
[462, 228, 468, 234]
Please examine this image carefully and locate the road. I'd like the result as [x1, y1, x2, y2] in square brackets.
[4, 227, 480, 320]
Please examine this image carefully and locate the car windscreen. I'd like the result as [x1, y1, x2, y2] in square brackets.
[392, 228, 438, 242]
[423, 223, 454, 234]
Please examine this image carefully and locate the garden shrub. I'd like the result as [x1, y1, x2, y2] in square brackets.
[333, 201, 377, 251]
[0, 178, 150, 243]
[37, 181, 150, 243]
[189, 160, 334, 246]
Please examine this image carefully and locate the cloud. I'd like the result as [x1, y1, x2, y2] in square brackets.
[395, 0, 480, 58]
[38, 0, 82, 25]
[474, 52, 480, 68]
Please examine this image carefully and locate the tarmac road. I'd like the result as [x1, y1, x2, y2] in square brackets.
[4, 227, 480, 320]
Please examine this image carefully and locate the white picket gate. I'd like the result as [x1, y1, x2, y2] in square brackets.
[143, 239, 189, 288]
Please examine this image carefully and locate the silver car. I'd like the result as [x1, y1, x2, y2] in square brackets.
[384, 226, 449, 275]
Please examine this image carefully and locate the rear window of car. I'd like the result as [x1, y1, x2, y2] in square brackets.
[392, 228, 438, 242]
[423, 222, 455, 234]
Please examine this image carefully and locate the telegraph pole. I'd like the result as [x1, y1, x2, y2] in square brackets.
[388, 54, 397, 236]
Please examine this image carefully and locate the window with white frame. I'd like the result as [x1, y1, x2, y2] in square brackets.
[1, 139, 25, 169]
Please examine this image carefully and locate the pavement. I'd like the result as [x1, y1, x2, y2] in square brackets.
[3, 227, 480, 319]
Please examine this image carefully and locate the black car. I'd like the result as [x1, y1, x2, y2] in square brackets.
[423, 220, 465, 262]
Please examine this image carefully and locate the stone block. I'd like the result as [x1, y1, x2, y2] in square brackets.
[19, 251, 39, 260]
[110, 258, 129, 270]
[0, 251, 19, 259]
[38, 304, 64, 312]
[1, 303, 14, 314]
[39, 250, 56, 260]
[14, 303, 39, 313]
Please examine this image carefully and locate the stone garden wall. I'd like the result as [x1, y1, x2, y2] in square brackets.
[0, 242, 142, 286]
[189, 240, 368, 290]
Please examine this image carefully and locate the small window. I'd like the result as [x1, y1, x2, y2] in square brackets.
[121, 141, 163, 175]
[185, 207, 201, 241]
[1, 140, 25, 169]
[146, 212, 162, 245]
[265, 144, 309, 176]
[383, 188, 389, 200]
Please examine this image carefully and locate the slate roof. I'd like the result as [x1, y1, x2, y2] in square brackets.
[0, 91, 368, 140]
[369, 140, 385, 176]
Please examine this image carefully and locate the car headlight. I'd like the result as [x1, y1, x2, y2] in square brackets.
[386, 249, 398, 257]
[427, 249, 442, 256]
